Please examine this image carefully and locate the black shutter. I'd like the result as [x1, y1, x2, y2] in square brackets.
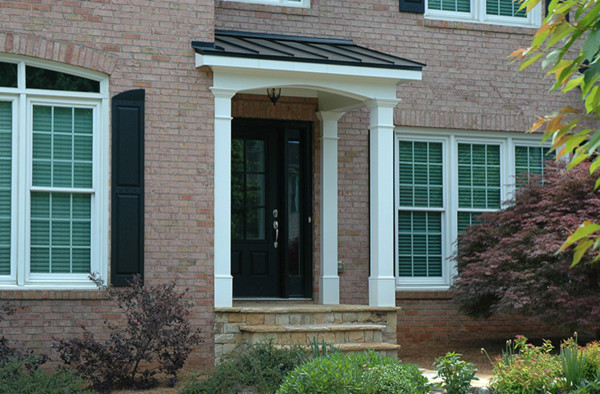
[111, 89, 145, 286]
[400, 0, 425, 13]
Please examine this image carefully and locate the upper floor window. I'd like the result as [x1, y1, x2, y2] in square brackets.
[0, 56, 108, 289]
[224, 0, 309, 8]
[425, 0, 541, 27]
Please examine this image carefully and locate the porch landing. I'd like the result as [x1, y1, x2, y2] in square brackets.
[214, 303, 400, 362]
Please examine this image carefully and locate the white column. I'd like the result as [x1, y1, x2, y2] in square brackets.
[317, 111, 344, 305]
[210, 88, 237, 308]
[368, 98, 400, 307]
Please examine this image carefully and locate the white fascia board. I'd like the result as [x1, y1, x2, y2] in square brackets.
[195, 53, 422, 84]
[208, 65, 408, 103]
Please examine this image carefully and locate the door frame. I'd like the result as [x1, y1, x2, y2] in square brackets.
[231, 118, 313, 299]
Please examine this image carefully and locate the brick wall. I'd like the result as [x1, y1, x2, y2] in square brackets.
[396, 291, 571, 343]
[0, 0, 217, 367]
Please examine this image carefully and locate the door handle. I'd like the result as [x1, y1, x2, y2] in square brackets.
[273, 220, 279, 248]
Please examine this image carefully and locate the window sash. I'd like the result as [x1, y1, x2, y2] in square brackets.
[425, 0, 540, 26]
[0, 100, 13, 277]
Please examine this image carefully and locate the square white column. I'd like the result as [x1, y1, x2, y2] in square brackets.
[368, 99, 400, 307]
[317, 111, 344, 305]
[210, 88, 237, 308]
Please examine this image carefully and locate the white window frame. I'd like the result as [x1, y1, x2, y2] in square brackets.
[0, 55, 109, 289]
[224, 0, 309, 8]
[394, 129, 551, 290]
[425, 0, 542, 27]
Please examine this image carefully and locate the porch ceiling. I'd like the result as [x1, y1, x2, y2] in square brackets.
[192, 30, 424, 111]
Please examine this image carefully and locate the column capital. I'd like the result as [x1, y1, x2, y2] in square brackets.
[366, 98, 401, 110]
[316, 111, 345, 123]
[209, 87, 237, 99]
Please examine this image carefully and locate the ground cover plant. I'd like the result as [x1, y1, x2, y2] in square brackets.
[277, 350, 430, 394]
[180, 340, 306, 394]
[53, 274, 201, 392]
[453, 162, 600, 331]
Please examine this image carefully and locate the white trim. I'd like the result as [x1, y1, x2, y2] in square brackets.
[224, 0, 309, 7]
[0, 56, 108, 289]
[424, 0, 542, 27]
[394, 127, 549, 291]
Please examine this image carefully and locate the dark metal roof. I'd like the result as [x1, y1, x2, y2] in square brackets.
[192, 30, 425, 71]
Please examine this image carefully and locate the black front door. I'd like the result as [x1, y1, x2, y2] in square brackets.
[231, 119, 312, 298]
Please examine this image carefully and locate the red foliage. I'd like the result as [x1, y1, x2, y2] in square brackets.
[453, 162, 600, 331]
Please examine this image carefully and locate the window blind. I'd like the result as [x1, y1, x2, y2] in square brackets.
[30, 105, 92, 274]
[429, 0, 470, 12]
[0, 101, 11, 275]
[398, 141, 444, 277]
[486, 0, 526, 17]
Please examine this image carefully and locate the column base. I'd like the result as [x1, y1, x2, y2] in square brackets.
[368, 276, 396, 307]
[214, 274, 233, 307]
[319, 275, 340, 305]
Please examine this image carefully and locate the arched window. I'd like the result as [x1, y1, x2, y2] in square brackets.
[0, 56, 108, 288]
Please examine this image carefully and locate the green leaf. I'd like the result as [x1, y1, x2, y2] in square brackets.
[583, 29, 600, 61]
[562, 76, 584, 92]
[590, 157, 600, 173]
[547, 23, 574, 48]
[584, 86, 600, 113]
[561, 222, 600, 249]
[542, 50, 561, 70]
[566, 149, 590, 170]
[520, 53, 545, 71]
[571, 239, 594, 267]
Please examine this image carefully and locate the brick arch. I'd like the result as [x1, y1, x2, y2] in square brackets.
[0, 31, 118, 75]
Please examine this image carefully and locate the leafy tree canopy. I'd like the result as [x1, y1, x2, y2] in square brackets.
[452, 163, 600, 330]
[511, 0, 600, 263]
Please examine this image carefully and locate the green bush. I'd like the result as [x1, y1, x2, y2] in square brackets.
[0, 357, 91, 394]
[180, 341, 305, 394]
[277, 350, 427, 394]
[433, 352, 478, 394]
[366, 362, 431, 394]
[490, 336, 562, 394]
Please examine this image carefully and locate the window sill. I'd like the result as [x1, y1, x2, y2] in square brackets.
[216, 0, 316, 15]
[422, 17, 538, 34]
[0, 289, 107, 300]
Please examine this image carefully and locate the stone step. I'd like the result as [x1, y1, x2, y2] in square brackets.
[240, 323, 387, 333]
[278, 342, 401, 359]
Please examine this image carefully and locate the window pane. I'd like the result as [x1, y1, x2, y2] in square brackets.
[32, 105, 93, 189]
[429, 0, 470, 12]
[457, 143, 500, 209]
[398, 141, 444, 208]
[30, 193, 91, 273]
[398, 211, 443, 277]
[26, 66, 100, 93]
[457, 211, 482, 234]
[0, 101, 11, 275]
[487, 0, 526, 17]
[0, 62, 18, 88]
[515, 145, 554, 187]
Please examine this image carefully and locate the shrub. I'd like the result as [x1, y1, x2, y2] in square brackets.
[490, 336, 562, 394]
[0, 356, 91, 394]
[452, 162, 600, 331]
[433, 352, 477, 394]
[366, 362, 431, 394]
[180, 340, 305, 394]
[277, 350, 421, 394]
[53, 274, 201, 392]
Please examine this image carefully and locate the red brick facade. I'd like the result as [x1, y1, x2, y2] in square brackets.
[0, 0, 580, 368]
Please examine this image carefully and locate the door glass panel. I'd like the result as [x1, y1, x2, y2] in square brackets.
[231, 138, 266, 241]
[287, 139, 300, 276]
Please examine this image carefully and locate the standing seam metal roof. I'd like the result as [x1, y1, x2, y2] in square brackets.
[192, 30, 425, 71]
